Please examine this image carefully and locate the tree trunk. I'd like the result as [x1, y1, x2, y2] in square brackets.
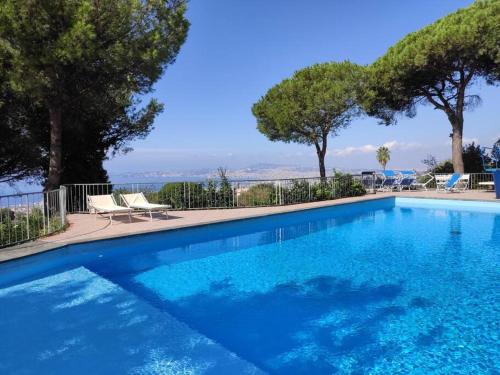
[315, 137, 327, 179]
[46, 104, 62, 191]
[451, 118, 465, 173]
[317, 152, 326, 178]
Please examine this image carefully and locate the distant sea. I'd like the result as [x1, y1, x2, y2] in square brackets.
[0, 176, 208, 196]
[0, 181, 43, 196]
[109, 175, 206, 184]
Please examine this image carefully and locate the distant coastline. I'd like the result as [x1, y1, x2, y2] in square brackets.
[0, 164, 377, 195]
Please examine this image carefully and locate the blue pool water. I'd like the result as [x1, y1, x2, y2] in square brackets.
[0, 197, 499, 374]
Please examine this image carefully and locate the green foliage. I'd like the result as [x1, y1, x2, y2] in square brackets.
[151, 175, 366, 211]
[0, 88, 47, 183]
[283, 179, 311, 204]
[0, 0, 189, 186]
[286, 174, 366, 202]
[337, 176, 366, 198]
[432, 160, 455, 174]
[494, 138, 500, 160]
[156, 169, 235, 209]
[216, 167, 234, 208]
[252, 62, 363, 177]
[351, 180, 367, 197]
[158, 182, 204, 209]
[376, 146, 391, 170]
[329, 173, 366, 199]
[423, 142, 490, 174]
[0, 207, 63, 247]
[0, 208, 14, 221]
[363, 0, 499, 172]
[205, 179, 218, 208]
[364, 0, 499, 122]
[238, 183, 276, 207]
[312, 180, 332, 201]
[463, 142, 488, 173]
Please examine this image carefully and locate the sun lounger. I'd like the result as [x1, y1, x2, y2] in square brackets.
[398, 170, 417, 191]
[120, 192, 171, 221]
[441, 173, 470, 192]
[435, 174, 453, 191]
[478, 181, 494, 189]
[87, 194, 132, 224]
[448, 174, 469, 192]
[412, 172, 434, 191]
[378, 170, 400, 191]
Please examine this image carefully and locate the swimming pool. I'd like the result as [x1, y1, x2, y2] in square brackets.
[0, 197, 498, 374]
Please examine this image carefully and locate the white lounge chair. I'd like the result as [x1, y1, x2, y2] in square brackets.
[478, 181, 495, 190]
[412, 172, 434, 191]
[87, 194, 132, 224]
[120, 192, 171, 221]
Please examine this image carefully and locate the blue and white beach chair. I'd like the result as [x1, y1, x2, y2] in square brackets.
[379, 170, 401, 191]
[440, 173, 470, 192]
[398, 170, 417, 191]
[435, 174, 452, 191]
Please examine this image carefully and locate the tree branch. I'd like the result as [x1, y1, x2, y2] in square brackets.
[420, 88, 446, 110]
[429, 85, 455, 113]
[445, 74, 460, 88]
[464, 68, 475, 85]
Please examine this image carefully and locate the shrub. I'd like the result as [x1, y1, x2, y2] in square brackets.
[313, 180, 332, 200]
[216, 168, 234, 208]
[204, 178, 234, 208]
[238, 183, 276, 206]
[345, 179, 366, 197]
[433, 160, 455, 174]
[283, 179, 311, 204]
[0, 208, 15, 221]
[332, 173, 366, 198]
[205, 179, 218, 208]
[0, 207, 63, 247]
[158, 182, 204, 209]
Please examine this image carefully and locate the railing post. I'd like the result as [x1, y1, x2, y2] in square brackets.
[59, 186, 66, 225]
[281, 181, 284, 205]
[25, 194, 30, 240]
[232, 184, 236, 208]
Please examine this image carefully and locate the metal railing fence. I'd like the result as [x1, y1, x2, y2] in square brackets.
[63, 172, 497, 214]
[0, 187, 66, 248]
[64, 175, 368, 213]
[1, 172, 494, 247]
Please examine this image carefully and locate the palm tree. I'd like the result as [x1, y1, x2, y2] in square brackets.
[376, 146, 391, 170]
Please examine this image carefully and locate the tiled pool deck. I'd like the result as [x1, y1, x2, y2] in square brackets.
[1, 190, 497, 263]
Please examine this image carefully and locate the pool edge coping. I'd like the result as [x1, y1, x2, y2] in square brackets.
[0, 195, 393, 263]
[1, 193, 498, 264]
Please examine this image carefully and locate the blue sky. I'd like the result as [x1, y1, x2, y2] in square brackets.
[106, 0, 499, 174]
